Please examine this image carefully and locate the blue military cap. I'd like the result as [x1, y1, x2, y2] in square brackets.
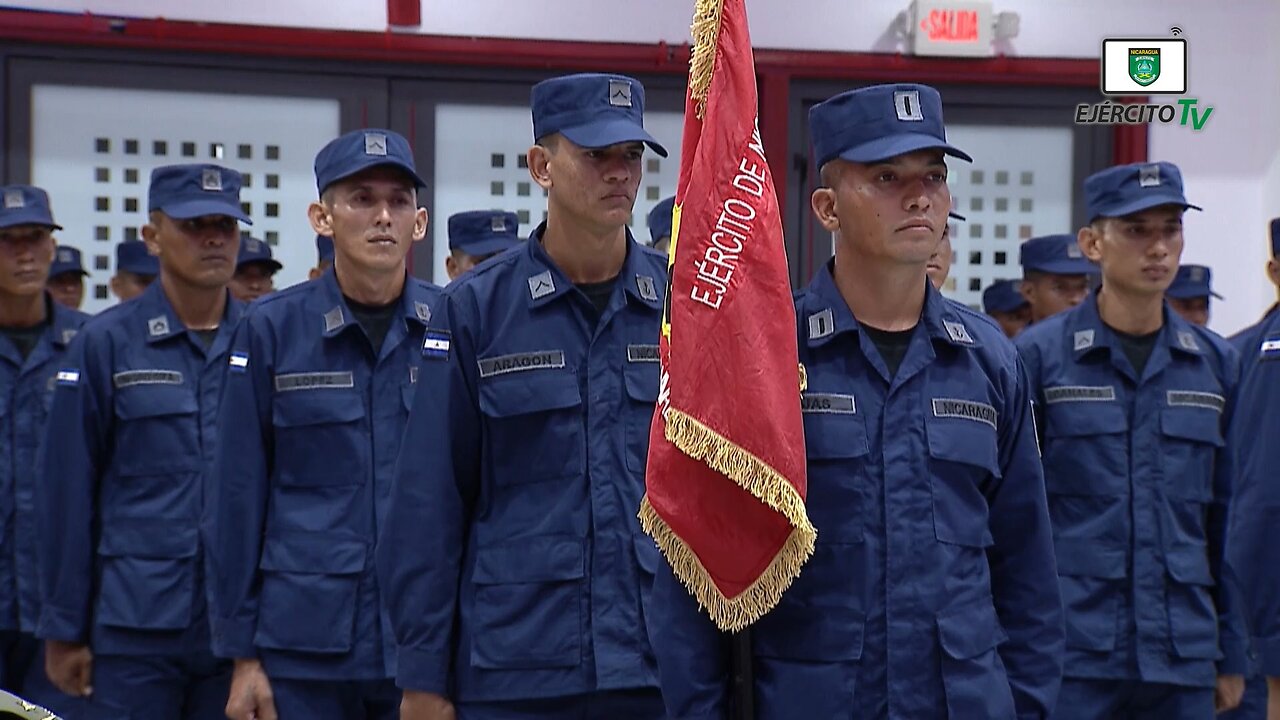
[237, 236, 282, 273]
[1020, 234, 1096, 275]
[1270, 217, 1280, 258]
[0, 185, 62, 230]
[314, 129, 426, 195]
[1166, 264, 1222, 300]
[531, 73, 668, 157]
[117, 240, 160, 276]
[49, 246, 88, 278]
[447, 211, 522, 257]
[1084, 161, 1201, 222]
[808, 84, 972, 168]
[316, 234, 335, 263]
[648, 196, 675, 244]
[148, 164, 251, 223]
[983, 279, 1028, 314]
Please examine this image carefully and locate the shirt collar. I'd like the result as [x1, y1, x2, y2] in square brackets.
[522, 222, 661, 311]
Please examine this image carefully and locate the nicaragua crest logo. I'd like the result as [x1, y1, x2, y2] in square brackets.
[1129, 48, 1160, 86]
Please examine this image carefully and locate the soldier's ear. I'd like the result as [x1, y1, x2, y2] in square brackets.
[308, 201, 334, 238]
[1078, 223, 1103, 263]
[528, 145, 553, 190]
[810, 187, 839, 233]
[140, 218, 162, 259]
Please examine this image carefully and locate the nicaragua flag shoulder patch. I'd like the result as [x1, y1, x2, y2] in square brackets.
[228, 352, 249, 373]
[55, 369, 80, 386]
[422, 330, 451, 360]
[1261, 336, 1280, 360]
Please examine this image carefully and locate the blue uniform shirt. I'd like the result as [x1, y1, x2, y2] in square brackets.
[378, 225, 668, 702]
[0, 299, 89, 633]
[36, 282, 243, 656]
[1228, 304, 1279, 357]
[208, 268, 442, 681]
[651, 265, 1065, 719]
[1226, 311, 1280, 677]
[1016, 292, 1248, 686]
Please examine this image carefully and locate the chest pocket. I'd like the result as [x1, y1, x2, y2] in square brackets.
[479, 372, 584, 487]
[114, 384, 201, 476]
[272, 389, 368, 487]
[1043, 401, 1129, 496]
[925, 403, 999, 549]
[1159, 407, 1222, 502]
[803, 404, 870, 544]
[623, 359, 659, 474]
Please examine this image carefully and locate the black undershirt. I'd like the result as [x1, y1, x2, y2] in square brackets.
[0, 319, 48, 361]
[860, 324, 916, 379]
[578, 276, 618, 316]
[1110, 326, 1161, 377]
[346, 295, 401, 353]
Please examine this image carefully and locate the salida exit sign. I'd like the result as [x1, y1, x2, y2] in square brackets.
[909, 0, 995, 57]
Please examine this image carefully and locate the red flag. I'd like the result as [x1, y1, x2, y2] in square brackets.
[639, 0, 813, 632]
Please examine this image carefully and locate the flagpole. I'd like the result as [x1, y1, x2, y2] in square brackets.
[730, 630, 755, 720]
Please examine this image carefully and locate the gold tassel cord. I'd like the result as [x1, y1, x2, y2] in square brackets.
[639, 496, 815, 633]
[687, 0, 726, 120]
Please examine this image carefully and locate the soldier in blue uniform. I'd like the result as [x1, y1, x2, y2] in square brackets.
[0, 186, 90, 718]
[309, 234, 335, 280]
[1224, 297, 1280, 720]
[1016, 161, 1247, 718]
[108, 240, 158, 303]
[650, 83, 1065, 719]
[444, 210, 522, 282]
[210, 128, 441, 720]
[646, 196, 674, 254]
[1019, 233, 1096, 323]
[1219, 221, 1280, 720]
[228, 236, 282, 303]
[1227, 218, 1280, 355]
[378, 73, 670, 720]
[1164, 264, 1220, 327]
[35, 164, 248, 719]
[46, 246, 88, 310]
[983, 279, 1031, 338]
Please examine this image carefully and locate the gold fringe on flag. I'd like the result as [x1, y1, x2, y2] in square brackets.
[687, 0, 726, 120]
[640, 496, 814, 633]
[639, 407, 817, 632]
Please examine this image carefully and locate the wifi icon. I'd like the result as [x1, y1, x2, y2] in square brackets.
[1170, 26, 1183, 36]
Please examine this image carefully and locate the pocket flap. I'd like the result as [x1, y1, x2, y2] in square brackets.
[1054, 541, 1126, 579]
[1166, 545, 1215, 586]
[937, 597, 1007, 660]
[479, 374, 582, 419]
[1046, 402, 1127, 438]
[115, 385, 198, 420]
[623, 363, 659, 403]
[1160, 408, 1224, 447]
[804, 413, 870, 460]
[98, 521, 198, 558]
[472, 537, 585, 585]
[272, 391, 366, 428]
[925, 411, 1000, 477]
[259, 532, 368, 574]
[633, 534, 662, 574]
